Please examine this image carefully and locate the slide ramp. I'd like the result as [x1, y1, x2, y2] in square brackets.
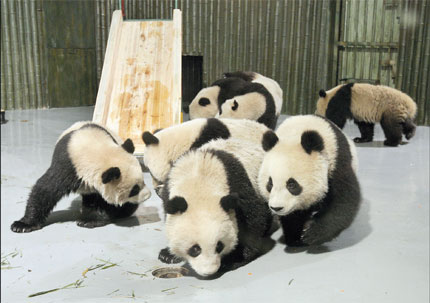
[93, 9, 182, 154]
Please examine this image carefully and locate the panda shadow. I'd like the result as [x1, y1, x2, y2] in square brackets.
[44, 198, 161, 228]
[114, 206, 161, 227]
[283, 198, 372, 255]
[355, 141, 408, 148]
[43, 197, 82, 226]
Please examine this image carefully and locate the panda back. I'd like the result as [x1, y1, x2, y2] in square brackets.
[67, 125, 124, 185]
[252, 73, 283, 115]
[200, 138, 265, 190]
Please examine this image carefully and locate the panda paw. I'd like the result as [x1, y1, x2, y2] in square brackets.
[300, 220, 323, 246]
[10, 221, 41, 233]
[76, 219, 109, 229]
[158, 248, 183, 264]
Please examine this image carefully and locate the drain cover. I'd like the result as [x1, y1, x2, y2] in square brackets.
[152, 267, 189, 279]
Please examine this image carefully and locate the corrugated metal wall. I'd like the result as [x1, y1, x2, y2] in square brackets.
[397, 0, 429, 125]
[1, 0, 47, 109]
[1, 0, 429, 124]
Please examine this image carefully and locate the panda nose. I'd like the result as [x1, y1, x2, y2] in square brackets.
[270, 206, 284, 212]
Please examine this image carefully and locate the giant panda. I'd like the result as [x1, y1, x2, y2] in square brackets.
[159, 138, 275, 278]
[258, 115, 361, 247]
[10, 122, 151, 233]
[216, 82, 277, 129]
[187, 77, 249, 120]
[316, 83, 417, 146]
[142, 118, 270, 194]
[223, 71, 283, 116]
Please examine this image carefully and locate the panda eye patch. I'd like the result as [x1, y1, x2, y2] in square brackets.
[128, 184, 141, 197]
[266, 177, 273, 193]
[216, 241, 224, 254]
[188, 244, 202, 257]
[198, 98, 210, 107]
[286, 178, 302, 196]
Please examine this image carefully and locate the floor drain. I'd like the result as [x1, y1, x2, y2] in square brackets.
[152, 267, 189, 279]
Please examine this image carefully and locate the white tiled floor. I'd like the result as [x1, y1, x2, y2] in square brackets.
[1, 107, 429, 303]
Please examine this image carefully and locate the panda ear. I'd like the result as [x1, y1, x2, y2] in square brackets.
[102, 167, 121, 184]
[121, 139, 135, 154]
[220, 193, 239, 212]
[301, 130, 324, 154]
[232, 100, 238, 111]
[198, 98, 210, 106]
[142, 131, 159, 146]
[262, 130, 279, 152]
[319, 89, 327, 98]
[165, 196, 188, 215]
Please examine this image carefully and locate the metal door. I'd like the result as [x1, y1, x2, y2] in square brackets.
[337, 0, 401, 87]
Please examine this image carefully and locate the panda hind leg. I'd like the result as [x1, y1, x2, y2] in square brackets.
[380, 114, 403, 147]
[77, 193, 138, 228]
[11, 168, 79, 233]
[353, 120, 374, 143]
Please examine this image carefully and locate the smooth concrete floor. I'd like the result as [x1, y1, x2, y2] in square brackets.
[1, 107, 429, 303]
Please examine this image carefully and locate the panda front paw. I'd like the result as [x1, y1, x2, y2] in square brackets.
[76, 219, 109, 228]
[10, 221, 41, 233]
[300, 220, 322, 246]
[158, 248, 183, 264]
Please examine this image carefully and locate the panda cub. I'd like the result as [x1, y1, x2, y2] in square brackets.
[11, 122, 151, 233]
[160, 138, 274, 278]
[187, 77, 249, 119]
[217, 82, 277, 129]
[142, 118, 269, 193]
[316, 83, 417, 146]
[258, 115, 361, 247]
[223, 71, 283, 116]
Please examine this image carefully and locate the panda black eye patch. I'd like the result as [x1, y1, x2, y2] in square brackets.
[286, 178, 302, 196]
[198, 98, 210, 106]
[266, 177, 273, 193]
[188, 244, 202, 257]
[216, 241, 224, 254]
[128, 184, 141, 197]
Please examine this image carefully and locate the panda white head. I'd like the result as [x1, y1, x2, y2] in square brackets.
[258, 130, 329, 216]
[95, 139, 151, 205]
[315, 85, 343, 116]
[188, 86, 221, 119]
[164, 151, 239, 277]
[217, 92, 266, 121]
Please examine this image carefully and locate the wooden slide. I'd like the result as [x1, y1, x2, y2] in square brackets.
[93, 10, 182, 155]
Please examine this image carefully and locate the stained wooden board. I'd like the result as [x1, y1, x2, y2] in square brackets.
[93, 10, 182, 154]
